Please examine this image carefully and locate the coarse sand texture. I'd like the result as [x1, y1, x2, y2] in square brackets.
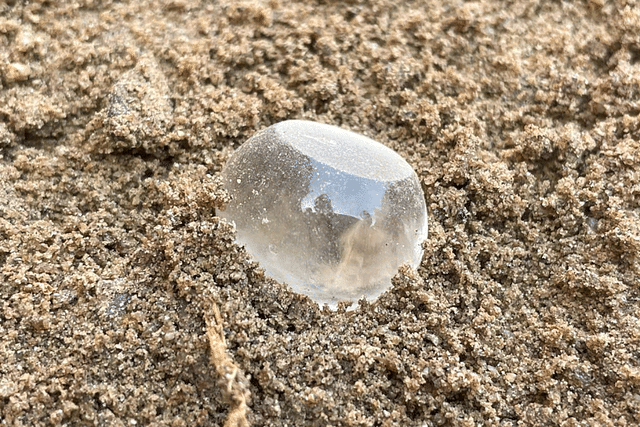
[0, 1, 639, 426]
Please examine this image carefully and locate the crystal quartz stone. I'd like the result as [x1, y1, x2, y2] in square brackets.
[220, 120, 428, 308]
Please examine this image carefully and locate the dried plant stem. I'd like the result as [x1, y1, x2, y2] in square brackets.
[205, 300, 250, 427]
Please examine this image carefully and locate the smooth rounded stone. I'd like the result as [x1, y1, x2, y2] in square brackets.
[220, 120, 428, 308]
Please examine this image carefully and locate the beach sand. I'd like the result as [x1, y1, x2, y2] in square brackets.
[1, 0, 639, 425]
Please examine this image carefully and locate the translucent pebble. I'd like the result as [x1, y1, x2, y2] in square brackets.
[220, 120, 428, 308]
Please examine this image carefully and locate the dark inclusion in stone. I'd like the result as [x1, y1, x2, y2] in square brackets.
[220, 120, 428, 308]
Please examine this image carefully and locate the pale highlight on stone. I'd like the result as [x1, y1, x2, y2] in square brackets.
[220, 120, 428, 308]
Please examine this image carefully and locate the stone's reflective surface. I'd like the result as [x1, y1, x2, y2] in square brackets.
[220, 120, 428, 308]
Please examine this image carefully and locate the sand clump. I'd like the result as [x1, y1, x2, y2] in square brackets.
[1, 0, 639, 426]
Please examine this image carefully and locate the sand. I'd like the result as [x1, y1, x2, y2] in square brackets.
[1, 0, 639, 426]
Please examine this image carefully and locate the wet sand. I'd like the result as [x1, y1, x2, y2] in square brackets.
[1, 1, 639, 425]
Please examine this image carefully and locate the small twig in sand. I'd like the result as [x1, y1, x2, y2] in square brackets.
[205, 300, 250, 427]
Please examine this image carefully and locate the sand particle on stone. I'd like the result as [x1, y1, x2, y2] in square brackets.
[1, 1, 639, 426]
